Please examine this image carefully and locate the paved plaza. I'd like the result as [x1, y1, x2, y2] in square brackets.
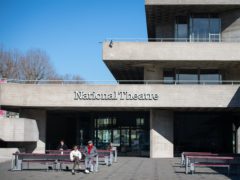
[0, 157, 239, 180]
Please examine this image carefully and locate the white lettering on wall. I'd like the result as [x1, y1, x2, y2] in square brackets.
[74, 91, 159, 101]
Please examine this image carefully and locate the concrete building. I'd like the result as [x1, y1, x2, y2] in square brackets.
[1, 0, 240, 158]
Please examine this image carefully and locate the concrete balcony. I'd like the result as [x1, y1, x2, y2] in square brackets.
[145, 0, 240, 5]
[1, 83, 240, 109]
[103, 41, 240, 62]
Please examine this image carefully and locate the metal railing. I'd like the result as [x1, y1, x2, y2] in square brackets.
[104, 37, 240, 43]
[2, 79, 240, 85]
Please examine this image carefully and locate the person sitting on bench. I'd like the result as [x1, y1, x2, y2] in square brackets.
[57, 140, 68, 151]
[70, 145, 82, 175]
[84, 140, 98, 173]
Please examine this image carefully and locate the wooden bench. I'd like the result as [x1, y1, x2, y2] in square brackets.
[190, 163, 230, 175]
[181, 152, 218, 166]
[11, 153, 70, 171]
[96, 150, 114, 166]
[185, 155, 234, 175]
[46, 149, 115, 166]
[11, 152, 99, 172]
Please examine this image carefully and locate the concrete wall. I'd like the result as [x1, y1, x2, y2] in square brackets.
[221, 9, 240, 42]
[0, 148, 22, 162]
[145, 0, 240, 5]
[20, 109, 46, 153]
[103, 42, 240, 61]
[0, 117, 38, 142]
[1, 83, 240, 108]
[144, 66, 163, 81]
[150, 110, 173, 158]
[0, 148, 24, 154]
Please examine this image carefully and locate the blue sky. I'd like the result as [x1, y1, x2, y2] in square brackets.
[0, 0, 147, 81]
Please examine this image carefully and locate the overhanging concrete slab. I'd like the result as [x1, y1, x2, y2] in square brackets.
[1, 83, 240, 108]
[0, 117, 39, 142]
[145, 0, 240, 5]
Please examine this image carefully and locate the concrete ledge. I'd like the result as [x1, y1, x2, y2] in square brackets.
[1, 83, 240, 108]
[145, 0, 240, 5]
[103, 42, 240, 61]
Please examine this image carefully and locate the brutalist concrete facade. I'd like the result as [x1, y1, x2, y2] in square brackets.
[1, 0, 240, 158]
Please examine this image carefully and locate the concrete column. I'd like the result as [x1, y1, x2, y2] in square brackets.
[237, 126, 240, 154]
[150, 110, 173, 158]
[20, 109, 46, 153]
[144, 65, 163, 83]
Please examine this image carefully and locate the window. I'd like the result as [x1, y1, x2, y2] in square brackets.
[200, 70, 222, 84]
[175, 14, 221, 42]
[175, 16, 188, 41]
[136, 118, 144, 127]
[177, 69, 198, 84]
[95, 117, 112, 128]
[190, 14, 221, 42]
[164, 69, 222, 84]
[164, 69, 175, 84]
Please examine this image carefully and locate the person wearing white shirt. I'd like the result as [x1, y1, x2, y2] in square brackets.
[70, 145, 82, 175]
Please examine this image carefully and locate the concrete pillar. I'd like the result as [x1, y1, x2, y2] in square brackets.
[144, 65, 163, 83]
[20, 109, 46, 153]
[237, 126, 240, 154]
[150, 110, 173, 158]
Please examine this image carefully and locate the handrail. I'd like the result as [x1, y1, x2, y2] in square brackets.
[104, 37, 240, 42]
[2, 79, 240, 85]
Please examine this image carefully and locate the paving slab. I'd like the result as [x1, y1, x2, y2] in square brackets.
[0, 157, 239, 180]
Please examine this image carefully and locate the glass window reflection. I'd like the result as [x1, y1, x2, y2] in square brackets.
[175, 14, 221, 42]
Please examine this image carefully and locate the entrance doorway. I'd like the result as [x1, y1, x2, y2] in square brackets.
[46, 111, 150, 157]
[93, 112, 150, 156]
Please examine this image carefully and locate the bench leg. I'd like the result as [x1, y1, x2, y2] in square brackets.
[46, 163, 49, 172]
[190, 163, 195, 175]
[21, 161, 23, 171]
[181, 153, 184, 166]
[11, 157, 14, 170]
[95, 156, 99, 172]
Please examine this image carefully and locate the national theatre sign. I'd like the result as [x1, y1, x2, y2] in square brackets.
[74, 91, 159, 101]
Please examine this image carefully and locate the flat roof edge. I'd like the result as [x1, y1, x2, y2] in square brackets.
[145, 0, 240, 5]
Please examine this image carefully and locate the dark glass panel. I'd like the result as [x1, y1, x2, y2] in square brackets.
[177, 69, 198, 84]
[163, 69, 175, 84]
[200, 69, 222, 84]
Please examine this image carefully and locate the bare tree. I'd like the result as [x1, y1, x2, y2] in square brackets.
[0, 46, 84, 84]
[0, 47, 20, 79]
[19, 49, 56, 83]
[49, 73, 85, 84]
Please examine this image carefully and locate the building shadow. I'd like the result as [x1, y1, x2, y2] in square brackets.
[228, 87, 240, 108]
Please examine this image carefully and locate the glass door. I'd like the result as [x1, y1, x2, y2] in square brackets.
[131, 129, 140, 152]
[96, 130, 111, 149]
[120, 129, 129, 153]
[113, 129, 120, 147]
